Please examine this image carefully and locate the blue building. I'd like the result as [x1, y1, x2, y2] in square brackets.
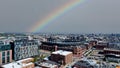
[11, 39, 39, 60]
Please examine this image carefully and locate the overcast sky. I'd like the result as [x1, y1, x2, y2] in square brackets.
[0, 0, 120, 33]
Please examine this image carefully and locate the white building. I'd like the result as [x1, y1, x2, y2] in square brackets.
[3, 58, 34, 68]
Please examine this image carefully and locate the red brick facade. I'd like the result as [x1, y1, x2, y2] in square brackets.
[40, 45, 87, 57]
[50, 51, 73, 65]
[104, 48, 120, 55]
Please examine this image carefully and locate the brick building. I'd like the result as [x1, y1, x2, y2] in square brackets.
[104, 48, 120, 55]
[89, 40, 97, 46]
[40, 42, 89, 57]
[73, 46, 86, 57]
[50, 50, 73, 65]
[102, 43, 120, 63]
[95, 42, 108, 50]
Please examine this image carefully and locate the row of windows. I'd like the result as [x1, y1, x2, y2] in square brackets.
[15, 51, 38, 54]
[2, 56, 10, 63]
[15, 47, 38, 52]
[2, 51, 10, 57]
[15, 52, 38, 60]
[15, 42, 38, 45]
[0, 45, 11, 51]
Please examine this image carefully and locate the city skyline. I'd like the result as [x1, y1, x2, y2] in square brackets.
[0, 0, 120, 33]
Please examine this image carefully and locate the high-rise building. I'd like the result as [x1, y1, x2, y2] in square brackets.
[11, 39, 39, 60]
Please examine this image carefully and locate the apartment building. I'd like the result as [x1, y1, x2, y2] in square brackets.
[0, 41, 12, 64]
[11, 39, 39, 60]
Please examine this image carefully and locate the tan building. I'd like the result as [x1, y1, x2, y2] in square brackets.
[0, 50, 12, 65]
[18, 58, 34, 68]
[73, 46, 86, 57]
[50, 50, 73, 65]
[0, 42, 12, 65]
[3, 58, 35, 68]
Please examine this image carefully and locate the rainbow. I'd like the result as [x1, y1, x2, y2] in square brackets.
[28, 0, 85, 32]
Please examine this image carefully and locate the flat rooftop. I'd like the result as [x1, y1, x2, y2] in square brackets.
[3, 58, 34, 68]
[3, 62, 33, 68]
[104, 48, 120, 52]
[52, 50, 72, 56]
[39, 62, 57, 68]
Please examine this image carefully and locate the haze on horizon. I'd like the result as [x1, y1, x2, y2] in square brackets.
[0, 0, 120, 33]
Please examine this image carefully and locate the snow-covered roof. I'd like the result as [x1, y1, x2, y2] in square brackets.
[3, 58, 34, 68]
[3, 62, 33, 68]
[81, 58, 97, 65]
[52, 50, 72, 56]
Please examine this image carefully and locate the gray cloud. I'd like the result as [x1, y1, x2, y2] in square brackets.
[0, 0, 120, 33]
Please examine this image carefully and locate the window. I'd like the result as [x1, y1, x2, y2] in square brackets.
[30, 43, 32, 45]
[1, 46, 5, 51]
[7, 51, 10, 56]
[2, 57, 5, 63]
[2, 52, 5, 57]
[32, 43, 34, 45]
[7, 56, 10, 62]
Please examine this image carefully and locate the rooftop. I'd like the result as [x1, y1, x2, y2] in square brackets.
[52, 50, 72, 56]
[36, 60, 59, 68]
[74, 58, 97, 67]
[3, 58, 34, 68]
[3, 62, 33, 68]
[39, 62, 57, 68]
[104, 48, 120, 52]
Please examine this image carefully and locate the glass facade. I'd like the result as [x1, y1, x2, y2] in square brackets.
[0, 45, 11, 51]
[14, 40, 39, 60]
